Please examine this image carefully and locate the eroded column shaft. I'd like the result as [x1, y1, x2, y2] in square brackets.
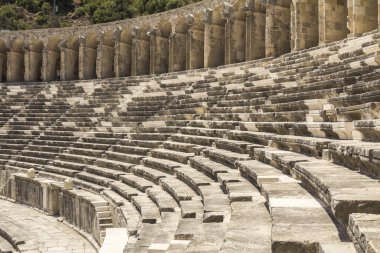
[169, 33, 186, 72]
[131, 39, 150, 76]
[7, 49, 24, 82]
[24, 47, 42, 82]
[265, 2, 291, 57]
[114, 41, 132, 77]
[204, 23, 225, 68]
[42, 49, 59, 82]
[225, 18, 246, 64]
[60, 46, 79, 81]
[79, 41, 97, 80]
[291, 0, 319, 51]
[246, 11, 266, 60]
[318, 0, 348, 44]
[0, 52, 5, 82]
[186, 28, 204, 70]
[150, 34, 169, 75]
[96, 42, 115, 79]
[348, 0, 378, 36]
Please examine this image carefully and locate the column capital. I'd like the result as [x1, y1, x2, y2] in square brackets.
[58, 39, 68, 49]
[186, 14, 195, 27]
[113, 26, 123, 42]
[23, 42, 32, 52]
[244, 0, 266, 14]
[147, 27, 158, 37]
[202, 8, 213, 24]
[132, 26, 141, 38]
[222, 2, 235, 20]
[5, 37, 18, 51]
[96, 31, 105, 44]
[78, 35, 86, 46]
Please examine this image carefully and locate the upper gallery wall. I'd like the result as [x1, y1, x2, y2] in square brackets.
[0, 0, 379, 83]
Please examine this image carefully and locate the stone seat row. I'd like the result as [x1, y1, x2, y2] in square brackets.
[1, 109, 378, 252]
[7, 123, 379, 252]
[2, 130, 274, 251]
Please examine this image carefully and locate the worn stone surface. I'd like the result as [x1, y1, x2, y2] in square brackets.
[0, 198, 96, 253]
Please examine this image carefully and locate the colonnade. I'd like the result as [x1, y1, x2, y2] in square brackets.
[0, 0, 379, 83]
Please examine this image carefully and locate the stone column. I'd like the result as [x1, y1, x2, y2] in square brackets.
[318, 0, 349, 44]
[169, 32, 186, 72]
[148, 28, 169, 75]
[223, 3, 246, 64]
[96, 32, 115, 79]
[291, 0, 319, 51]
[6, 39, 25, 82]
[113, 27, 132, 77]
[347, 0, 378, 36]
[59, 39, 79, 81]
[245, 0, 266, 61]
[0, 51, 5, 82]
[41, 42, 60, 82]
[24, 43, 43, 82]
[186, 14, 204, 70]
[78, 36, 98, 80]
[131, 27, 150, 76]
[265, 0, 292, 57]
[203, 8, 225, 68]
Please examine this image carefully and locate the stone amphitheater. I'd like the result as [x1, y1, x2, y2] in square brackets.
[0, 0, 379, 252]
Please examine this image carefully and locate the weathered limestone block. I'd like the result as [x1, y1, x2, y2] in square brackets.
[149, 28, 169, 75]
[245, 0, 266, 60]
[347, 0, 378, 36]
[318, 0, 349, 44]
[186, 15, 205, 70]
[265, 0, 292, 57]
[349, 213, 380, 253]
[131, 27, 150, 76]
[24, 42, 43, 82]
[11, 174, 60, 215]
[96, 32, 115, 79]
[223, 3, 246, 64]
[113, 27, 132, 77]
[27, 168, 35, 178]
[203, 8, 225, 68]
[59, 39, 79, 81]
[64, 178, 74, 190]
[59, 189, 100, 243]
[291, 0, 319, 51]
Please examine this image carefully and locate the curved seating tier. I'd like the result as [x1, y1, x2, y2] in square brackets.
[0, 31, 379, 253]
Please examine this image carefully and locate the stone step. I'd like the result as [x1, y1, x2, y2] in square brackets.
[202, 147, 250, 168]
[328, 140, 380, 180]
[130, 195, 161, 224]
[105, 151, 143, 165]
[93, 158, 134, 172]
[236, 159, 351, 251]
[76, 172, 114, 188]
[111, 145, 150, 156]
[149, 148, 194, 164]
[254, 147, 380, 227]
[86, 165, 126, 180]
[348, 213, 380, 253]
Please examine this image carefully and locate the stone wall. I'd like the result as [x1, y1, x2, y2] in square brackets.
[0, 0, 379, 83]
[0, 173, 104, 246]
